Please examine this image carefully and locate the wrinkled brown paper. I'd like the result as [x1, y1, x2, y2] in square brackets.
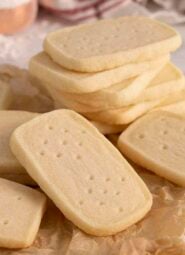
[1, 66, 185, 255]
[1, 171, 185, 255]
[0, 64, 54, 113]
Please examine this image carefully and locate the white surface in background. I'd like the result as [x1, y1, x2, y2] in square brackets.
[0, 0, 30, 8]
[0, 13, 185, 72]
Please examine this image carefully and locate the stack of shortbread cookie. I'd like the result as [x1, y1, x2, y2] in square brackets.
[1, 16, 185, 251]
[29, 16, 185, 134]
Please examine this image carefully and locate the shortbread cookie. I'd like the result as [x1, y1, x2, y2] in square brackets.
[59, 63, 184, 111]
[0, 80, 13, 109]
[0, 111, 37, 184]
[47, 65, 165, 113]
[157, 100, 185, 117]
[91, 121, 126, 135]
[118, 111, 185, 187]
[10, 110, 152, 236]
[0, 178, 46, 248]
[83, 90, 185, 125]
[29, 52, 169, 94]
[133, 63, 185, 103]
[83, 99, 161, 125]
[44, 16, 181, 72]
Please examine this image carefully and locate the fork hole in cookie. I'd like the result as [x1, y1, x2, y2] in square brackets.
[79, 200, 83, 205]
[3, 220, 9, 225]
[56, 153, 62, 158]
[99, 201, 104, 206]
[44, 140, 48, 145]
[106, 177, 110, 182]
[64, 129, 68, 133]
[40, 151, 45, 156]
[48, 126, 53, 130]
[62, 140, 67, 145]
[162, 144, 168, 150]
[81, 130, 86, 134]
[88, 188, 92, 194]
[162, 130, 168, 135]
[116, 191, 120, 196]
[103, 189, 107, 194]
[119, 207, 123, 212]
[17, 197, 22, 201]
[121, 177, 125, 182]
[78, 142, 83, 147]
[89, 175, 94, 181]
[76, 155, 81, 160]
[138, 134, 145, 139]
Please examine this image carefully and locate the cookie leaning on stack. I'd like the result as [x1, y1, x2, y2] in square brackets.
[29, 16, 184, 133]
[1, 16, 185, 251]
[10, 109, 152, 236]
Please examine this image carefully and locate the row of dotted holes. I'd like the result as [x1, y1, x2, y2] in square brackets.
[87, 188, 121, 196]
[63, 34, 121, 47]
[48, 126, 86, 134]
[137, 118, 168, 140]
[47, 126, 125, 212]
[89, 176, 125, 182]
[138, 130, 168, 140]
[40, 151, 82, 159]
[138, 134, 169, 150]
[44, 140, 82, 146]
[79, 200, 123, 212]
[43, 127, 85, 156]
[80, 175, 125, 208]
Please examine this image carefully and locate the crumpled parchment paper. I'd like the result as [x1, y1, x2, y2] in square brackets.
[0, 65, 185, 255]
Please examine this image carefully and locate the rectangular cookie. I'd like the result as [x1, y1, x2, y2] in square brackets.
[44, 16, 181, 72]
[48, 64, 164, 112]
[0, 80, 13, 109]
[83, 89, 185, 125]
[10, 109, 152, 236]
[0, 178, 46, 248]
[134, 63, 185, 103]
[0, 111, 38, 185]
[29, 52, 169, 94]
[157, 100, 185, 117]
[83, 99, 161, 125]
[52, 62, 184, 112]
[118, 111, 185, 187]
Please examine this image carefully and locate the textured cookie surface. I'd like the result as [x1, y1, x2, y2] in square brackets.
[10, 110, 152, 236]
[50, 65, 164, 112]
[0, 80, 12, 109]
[134, 63, 185, 103]
[0, 111, 37, 184]
[157, 100, 185, 117]
[118, 111, 185, 187]
[29, 52, 168, 94]
[54, 62, 183, 112]
[44, 16, 181, 72]
[83, 100, 161, 125]
[0, 178, 46, 248]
